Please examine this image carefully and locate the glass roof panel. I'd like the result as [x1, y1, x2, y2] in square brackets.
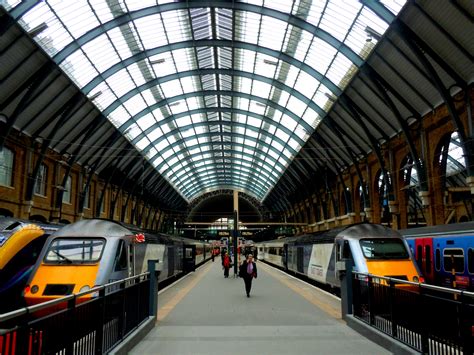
[3, 0, 406, 202]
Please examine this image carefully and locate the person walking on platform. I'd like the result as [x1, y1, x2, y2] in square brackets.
[239, 254, 257, 297]
[223, 252, 232, 278]
[211, 248, 215, 262]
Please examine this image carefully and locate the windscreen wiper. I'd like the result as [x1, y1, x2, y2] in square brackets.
[51, 249, 73, 263]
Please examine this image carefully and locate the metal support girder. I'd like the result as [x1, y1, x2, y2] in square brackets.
[56, 115, 104, 153]
[45, 1, 362, 68]
[149, 129, 298, 172]
[339, 93, 391, 142]
[324, 116, 368, 208]
[55, 114, 105, 212]
[116, 86, 314, 139]
[80, 131, 122, 172]
[395, 20, 473, 176]
[121, 190, 132, 222]
[25, 92, 83, 202]
[0, 62, 54, 150]
[158, 145, 284, 182]
[363, 65, 429, 192]
[339, 94, 394, 201]
[395, 19, 469, 85]
[323, 166, 339, 218]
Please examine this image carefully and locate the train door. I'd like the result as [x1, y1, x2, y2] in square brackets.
[168, 245, 175, 277]
[283, 244, 288, 270]
[128, 243, 135, 277]
[297, 246, 304, 274]
[414, 238, 434, 283]
[183, 244, 196, 273]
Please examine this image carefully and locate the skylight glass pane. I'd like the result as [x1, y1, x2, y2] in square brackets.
[134, 14, 168, 49]
[60, 50, 98, 88]
[109, 106, 130, 127]
[124, 95, 147, 116]
[259, 16, 287, 51]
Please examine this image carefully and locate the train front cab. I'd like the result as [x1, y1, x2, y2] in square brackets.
[335, 234, 423, 288]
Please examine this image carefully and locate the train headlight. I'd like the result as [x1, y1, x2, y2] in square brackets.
[412, 276, 419, 283]
[79, 285, 91, 293]
[30, 285, 39, 294]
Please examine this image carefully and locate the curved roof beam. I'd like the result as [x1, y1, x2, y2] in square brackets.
[167, 153, 279, 191]
[186, 180, 265, 202]
[178, 169, 272, 197]
[146, 120, 300, 166]
[42, 2, 363, 68]
[110, 89, 314, 137]
[83, 40, 341, 98]
[160, 146, 283, 182]
[149, 131, 294, 171]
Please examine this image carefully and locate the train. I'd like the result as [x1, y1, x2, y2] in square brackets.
[400, 222, 474, 291]
[23, 219, 212, 306]
[256, 223, 422, 291]
[0, 217, 61, 312]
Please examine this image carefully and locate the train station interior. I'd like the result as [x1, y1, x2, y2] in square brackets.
[0, 0, 473, 354]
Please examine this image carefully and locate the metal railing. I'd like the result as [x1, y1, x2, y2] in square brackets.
[0, 272, 151, 355]
[352, 272, 474, 354]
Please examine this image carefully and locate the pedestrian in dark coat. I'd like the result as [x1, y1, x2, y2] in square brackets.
[239, 254, 257, 297]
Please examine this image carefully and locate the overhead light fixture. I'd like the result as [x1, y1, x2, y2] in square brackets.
[324, 93, 336, 102]
[28, 22, 48, 37]
[255, 102, 266, 107]
[169, 101, 181, 107]
[150, 58, 165, 65]
[89, 91, 102, 100]
[365, 26, 382, 42]
[263, 59, 278, 66]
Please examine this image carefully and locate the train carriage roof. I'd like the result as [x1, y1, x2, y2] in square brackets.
[400, 221, 474, 238]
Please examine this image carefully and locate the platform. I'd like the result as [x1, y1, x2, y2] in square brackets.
[129, 260, 390, 354]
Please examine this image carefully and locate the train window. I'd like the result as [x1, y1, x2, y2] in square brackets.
[359, 238, 409, 259]
[443, 249, 464, 273]
[114, 240, 128, 271]
[416, 245, 422, 268]
[435, 249, 441, 271]
[44, 238, 105, 263]
[425, 245, 431, 271]
[342, 240, 352, 259]
[468, 249, 474, 274]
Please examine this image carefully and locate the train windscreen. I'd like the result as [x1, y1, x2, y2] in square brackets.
[44, 238, 105, 264]
[359, 238, 409, 260]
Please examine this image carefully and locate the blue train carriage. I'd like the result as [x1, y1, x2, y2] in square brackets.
[0, 217, 61, 312]
[258, 223, 422, 290]
[23, 219, 205, 306]
[401, 222, 474, 291]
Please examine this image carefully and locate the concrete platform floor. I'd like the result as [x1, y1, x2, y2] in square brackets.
[130, 260, 390, 355]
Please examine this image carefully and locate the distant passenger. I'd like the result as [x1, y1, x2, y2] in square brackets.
[222, 252, 232, 278]
[239, 254, 257, 297]
[211, 249, 215, 262]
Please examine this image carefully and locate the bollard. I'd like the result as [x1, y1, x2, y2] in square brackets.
[339, 259, 354, 319]
[148, 260, 159, 318]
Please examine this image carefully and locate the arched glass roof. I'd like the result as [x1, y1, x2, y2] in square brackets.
[2, 0, 406, 202]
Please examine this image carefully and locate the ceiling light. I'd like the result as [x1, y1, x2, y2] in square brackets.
[28, 22, 48, 37]
[365, 26, 382, 42]
[169, 102, 181, 107]
[150, 58, 165, 65]
[263, 59, 278, 66]
[89, 91, 103, 100]
[255, 102, 266, 107]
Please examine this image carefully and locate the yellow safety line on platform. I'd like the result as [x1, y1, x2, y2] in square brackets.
[259, 262, 341, 320]
[157, 262, 213, 322]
